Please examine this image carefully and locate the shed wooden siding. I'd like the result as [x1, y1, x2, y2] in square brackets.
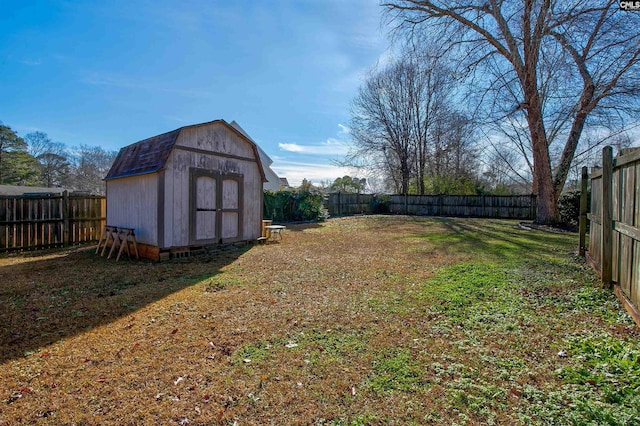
[106, 174, 159, 246]
[178, 124, 256, 159]
[161, 123, 263, 248]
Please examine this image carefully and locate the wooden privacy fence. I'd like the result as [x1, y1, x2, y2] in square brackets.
[325, 193, 536, 220]
[582, 146, 640, 325]
[0, 192, 106, 252]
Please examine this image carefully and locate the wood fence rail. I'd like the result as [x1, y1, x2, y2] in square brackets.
[582, 146, 640, 326]
[325, 193, 536, 220]
[0, 191, 106, 252]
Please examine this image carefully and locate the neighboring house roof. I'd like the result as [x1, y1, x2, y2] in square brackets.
[230, 120, 283, 190]
[0, 185, 68, 196]
[257, 150, 281, 191]
[279, 177, 290, 188]
[105, 119, 266, 181]
[263, 168, 281, 191]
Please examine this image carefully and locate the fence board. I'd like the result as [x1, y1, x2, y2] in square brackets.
[0, 192, 106, 252]
[613, 167, 620, 283]
[620, 164, 635, 296]
[589, 174, 603, 269]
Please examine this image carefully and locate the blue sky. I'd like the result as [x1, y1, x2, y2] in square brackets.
[0, 0, 390, 186]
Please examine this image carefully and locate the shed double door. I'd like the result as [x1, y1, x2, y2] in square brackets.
[191, 170, 243, 244]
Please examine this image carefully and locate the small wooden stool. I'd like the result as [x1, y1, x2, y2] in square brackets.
[265, 225, 286, 241]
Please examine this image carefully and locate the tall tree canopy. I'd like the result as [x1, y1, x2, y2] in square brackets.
[384, 0, 640, 223]
[0, 123, 39, 185]
[1, 121, 117, 194]
[329, 176, 367, 193]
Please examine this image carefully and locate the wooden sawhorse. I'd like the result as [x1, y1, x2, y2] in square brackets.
[96, 226, 139, 261]
[96, 225, 118, 256]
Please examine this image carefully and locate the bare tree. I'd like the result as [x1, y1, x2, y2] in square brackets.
[384, 0, 640, 223]
[349, 45, 472, 195]
[482, 147, 531, 194]
[25, 132, 70, 187]
[407, 46, 452, 194]
[350, 59, 416, 194]
[69, 145, 117, 195]
[433, 111, 474, 174]
[26, 131, 54, 158]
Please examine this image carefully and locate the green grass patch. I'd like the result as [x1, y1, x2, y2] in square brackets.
[235, 340, 276, 364]
[202, 272, 244, 292]
[234, 328, 370, 368]
[417, 219, 575, 263]
[419, 262, 510, 311]
[328, 414, 380, 425]
[516, 334, 640, 425]
[299, 328, 370, 358]
[558, 334, 640, 422]
[367, 349, 426, 393]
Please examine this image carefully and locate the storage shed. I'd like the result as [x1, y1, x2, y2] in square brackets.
[104, 119, 266, 260]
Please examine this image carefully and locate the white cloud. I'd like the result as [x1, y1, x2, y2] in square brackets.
[278, 138, 350, 156]
[274, 124, 355, 184]
[278, 143, 305, 153]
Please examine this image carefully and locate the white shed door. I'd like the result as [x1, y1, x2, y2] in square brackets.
[221, 178, 239, 240]
[195, 175, 217, 241]
[191, 169, 242, 244]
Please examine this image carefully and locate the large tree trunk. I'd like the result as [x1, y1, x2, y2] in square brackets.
[526, 93, 559, 224]
[534, 168, 558, 224]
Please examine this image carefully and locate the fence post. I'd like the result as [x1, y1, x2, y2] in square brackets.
[601, 146, 613, 289]
[530, 194, 536, 220]
[481, 195, 486, 217]
[579, 166, 589, 256]
[62, 190, 70, 247]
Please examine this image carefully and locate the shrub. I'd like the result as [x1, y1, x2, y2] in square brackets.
[423, 175, 480, 195]
[264, 188, 328, 222]
[558, 190, 589, 226]
[369, 194, 390, 214]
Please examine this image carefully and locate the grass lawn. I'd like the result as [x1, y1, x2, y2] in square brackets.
[1, 216, 639, 425]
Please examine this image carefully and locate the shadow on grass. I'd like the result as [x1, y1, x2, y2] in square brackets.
[0, 244, 250, 363]
[278, 222, 324, 232]
[430, 217, 577, 263]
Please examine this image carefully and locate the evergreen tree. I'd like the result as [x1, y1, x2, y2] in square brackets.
[0, 123, 40, 185]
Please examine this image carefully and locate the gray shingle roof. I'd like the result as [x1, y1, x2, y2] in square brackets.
[104, 120, 266, 181]
[104, 129, 179, 180]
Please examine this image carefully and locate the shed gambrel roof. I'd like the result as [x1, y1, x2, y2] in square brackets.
[105, 120, 266, 181]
